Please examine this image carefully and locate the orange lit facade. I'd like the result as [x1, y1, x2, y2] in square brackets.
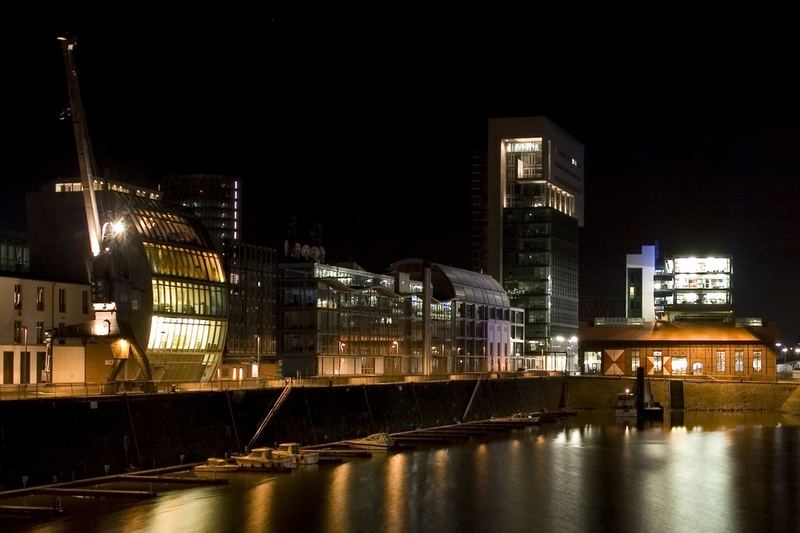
[579, 321, 777, 381]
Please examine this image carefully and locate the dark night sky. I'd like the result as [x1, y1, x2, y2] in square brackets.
[4, 16, 800, 341]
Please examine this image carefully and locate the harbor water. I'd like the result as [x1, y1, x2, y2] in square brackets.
[9, 411, 800, 533]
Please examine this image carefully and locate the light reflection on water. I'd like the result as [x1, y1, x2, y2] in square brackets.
[15, 412, 800, 533]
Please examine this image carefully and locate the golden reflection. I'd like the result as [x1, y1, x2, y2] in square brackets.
[325, 461, 352, 533]
[383, 452, 407, 531]
[114, 499, 154, 533]
[245, 478, 274, 531]
[655, 430, 734, 532]
[474, 443, 489, 502]
[148, 487, 218, 532]
[432, 448, 449, 489]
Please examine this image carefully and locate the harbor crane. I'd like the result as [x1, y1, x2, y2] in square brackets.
[57, 35, 153, 386]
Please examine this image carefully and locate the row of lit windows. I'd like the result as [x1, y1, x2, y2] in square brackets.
[639, 350, 763, 373]
[147, 316, 227, 352]
[13, 321, 46, 344]
[0, 243, 28, 271]
[144, 243, 224, 283]
[673, 274, 730, 290]
[506, 152, 544, 180]
[12, 286, 83, 314]
[312, 266, 395, 290]
[152, 280, 227, 316]
[131, 212, 205, 247]
[675, 292, 730, 305]
[666, 257, 731, 275]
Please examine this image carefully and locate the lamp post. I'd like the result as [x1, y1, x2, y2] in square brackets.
[21, 326, 28, 381]
[255, 334, 261, 379]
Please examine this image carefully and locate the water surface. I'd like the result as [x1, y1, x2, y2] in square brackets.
[11, 411, 800, 533]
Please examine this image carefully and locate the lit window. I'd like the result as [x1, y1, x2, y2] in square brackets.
[653, 351, 663, 372]
[734, 351, 744, 372]
[672, 356, 687, 375]
[631, 350, 640, 372]
[13, 284, 21, 310]
[753, 351, 762, 372]
[716, 351, 726, 372]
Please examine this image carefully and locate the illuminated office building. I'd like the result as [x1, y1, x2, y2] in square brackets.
[278, 261, 523, 377]
[662, 255, 733, 322]
[626, 245, 733, 322]
[484, 117, 583, 372]
[28, 179, 228, 383]
[160, 174, 240, 250]
[222, 242, 277, 377]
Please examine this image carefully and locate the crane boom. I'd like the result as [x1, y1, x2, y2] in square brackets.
[58, 35, 102, 257]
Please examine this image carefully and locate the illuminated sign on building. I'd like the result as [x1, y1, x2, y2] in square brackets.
[504, 141, 542, 153]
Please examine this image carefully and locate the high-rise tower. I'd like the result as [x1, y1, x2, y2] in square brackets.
[485, 117, 584, 371]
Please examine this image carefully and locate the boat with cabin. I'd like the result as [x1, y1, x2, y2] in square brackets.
[194, 457, 240, 472]
[615, 387, 664, 421]
[615, 389, 636, 419]
[274, 442, 320, 465]
[233, 447, 296, 471]
[343, 432, 395, 450]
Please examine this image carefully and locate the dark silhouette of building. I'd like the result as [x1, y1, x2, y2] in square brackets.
[160, 174, 277, 378]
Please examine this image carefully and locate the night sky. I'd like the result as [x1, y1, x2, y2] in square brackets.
[4, 18, 800, 341]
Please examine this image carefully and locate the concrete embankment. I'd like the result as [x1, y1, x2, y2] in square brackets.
[0, 377, 564, 490]
[2, 375, 797, 490]
[564, 375, 799, 411]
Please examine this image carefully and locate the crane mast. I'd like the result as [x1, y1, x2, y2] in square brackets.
[56, 36, 154, 387]
[58, 35, 102, 257]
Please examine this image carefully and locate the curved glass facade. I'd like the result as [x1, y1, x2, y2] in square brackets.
[152, 279, 227, 316]
[143, 243, 225, 283]
[36, 180, 228, 384]
[111, 190, 228, 382]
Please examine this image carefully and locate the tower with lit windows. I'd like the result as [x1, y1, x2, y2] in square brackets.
[160, 174, 240, 251]
[484, 117, 584, 372]
[160, 175, 277, 378]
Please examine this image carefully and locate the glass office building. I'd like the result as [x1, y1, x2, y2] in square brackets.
[486, 117, 583, 372]
[28, 179, 228, 383]
[278, 261, 523, 377]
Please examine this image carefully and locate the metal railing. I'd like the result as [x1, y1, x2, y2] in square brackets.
[1, 371, 527, 400]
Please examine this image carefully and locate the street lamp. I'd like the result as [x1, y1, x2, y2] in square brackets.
[254, 334, 261, 379]
[19, 326, 28, 360]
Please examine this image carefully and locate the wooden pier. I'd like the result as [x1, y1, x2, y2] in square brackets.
[391, 409, 575, 445]
[0, 504, 64, 515]
[0, 461, 229, 516]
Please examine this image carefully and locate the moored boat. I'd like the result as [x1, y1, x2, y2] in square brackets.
[274, 442, 319, 465]
[233, 447, 296, 471]
[194, 457, 240, 472]
[615, 389, 636, 418]
[343, 432, 395, 450]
